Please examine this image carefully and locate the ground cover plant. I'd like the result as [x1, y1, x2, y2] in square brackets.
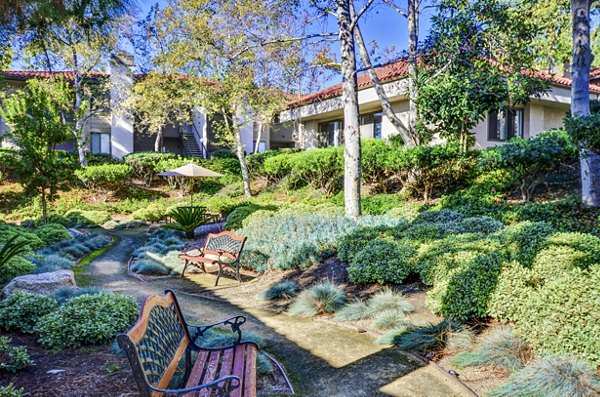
[0, 291, 59, 333]
[0, 337, 31, 373]
[130, 229, 185, 275]
[36, 292, 138, 349]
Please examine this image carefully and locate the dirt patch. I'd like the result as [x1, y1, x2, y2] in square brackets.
[1, 332, 138, 397]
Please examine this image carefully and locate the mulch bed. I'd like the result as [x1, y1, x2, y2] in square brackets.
[1, 332, 138, 397]
[2, 332, 293, 396]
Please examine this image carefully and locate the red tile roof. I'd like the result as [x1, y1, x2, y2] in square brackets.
[289, 60, 600, 108]
[590, 67, 600, 78]
[288, 60, 410, 107]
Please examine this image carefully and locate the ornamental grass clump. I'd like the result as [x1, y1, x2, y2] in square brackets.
[257, 280, 299, 301]
[391, 318, 463, 353]
[452, 327, 531, 371]
[335, 289, 413, 330]
[289, 281, 346, 317]
[489, 355, 600, 397]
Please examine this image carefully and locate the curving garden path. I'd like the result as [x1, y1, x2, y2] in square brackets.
[83, 229, 471, 397]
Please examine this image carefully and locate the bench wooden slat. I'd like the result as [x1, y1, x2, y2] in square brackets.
[184, 350, 210, 397]
[197, 350, 222, 397]
[230, 345, 247, 397]
[243, 345, 257, 397]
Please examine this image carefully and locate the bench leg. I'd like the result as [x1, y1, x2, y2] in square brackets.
[215, 263, 223, 286]
[182, 259, 189, 277]
[235, 263, 242, 283]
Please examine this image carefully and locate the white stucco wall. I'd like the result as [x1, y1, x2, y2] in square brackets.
[110, 53, 135, 159]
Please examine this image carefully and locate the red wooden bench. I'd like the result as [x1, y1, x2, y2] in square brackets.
[179, 231, 247, 286]
[118, 290, 257, 397]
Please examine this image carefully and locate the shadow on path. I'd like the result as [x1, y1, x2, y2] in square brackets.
[82, 229, 469, 397]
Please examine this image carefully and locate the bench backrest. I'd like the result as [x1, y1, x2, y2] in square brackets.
[117, 290, 191, 397]
[203, 231, 247, 260]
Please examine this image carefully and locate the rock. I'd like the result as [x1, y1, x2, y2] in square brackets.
[2, 270, 77, 298]
[47, 369, 66, 375]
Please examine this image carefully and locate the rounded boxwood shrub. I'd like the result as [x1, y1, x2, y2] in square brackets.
[337, 225, 393, 263]
[460, 216, 504, 235]
[348, 239, 415, 285]
[34, 223, 72, 246]
[0, 257, 36, 284]
[0, 291, 58, 333]
[224, 205, 258, 230]
[426, 252, 505, 320]
[75, 163, 133, 191]
[36, 292, 138, 349]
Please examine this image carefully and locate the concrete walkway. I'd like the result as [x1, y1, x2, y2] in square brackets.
[83, 229, 471, 397]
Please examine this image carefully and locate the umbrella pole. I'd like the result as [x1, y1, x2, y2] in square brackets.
[191, 179, 194, 206]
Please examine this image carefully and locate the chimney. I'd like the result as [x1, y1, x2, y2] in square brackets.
[110, 52, 134, 159]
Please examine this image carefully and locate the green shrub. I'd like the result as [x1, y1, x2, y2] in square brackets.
[85, 153, 118, 165]
[426, 252, 505, 320]
[460, 216, 504, 234]
[494, 221, 556, 267]
[0, 223, 44, 250]
[75, 164, 133, 191]
[0, 337, 31, 373]
[489, 355, 600, 397]
[34, 223, 72, 246]
[131, 201, 170, 222]
[0, 257, 36, 284]
[452, 327, 530, 371]
[287, 147, 343, 196]
[0, 384, 25, 397]
[361, 194, 407, 215]
[36, 292, 138, 349]
[337, 225, 394, 263]
[361, 139, 401, 193]
[257, 280, 299, 301]
[0, 235, 31, 275]
[224, 204, 277, 230]
[397, 144, 477, 202]
[263, 153, 295, 182]
[348, 239, 415, 285]
[541, 232, 600, 269]
[0, 291, 58, 333]
[480, 130, 577, 202]
[64, 209, 111, 227]
[246, 148, 300, 177]
[391, 319, 463, 352]
[289, 281, 346, 317]
[124, 151, 177, 186]
[0, 149, 18, 183]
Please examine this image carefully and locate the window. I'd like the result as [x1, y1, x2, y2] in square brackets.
[318, 120, 343, 146]
[359, 112, 383, 139]
[488, 109, 524, 141]
[373, 112, 383, 139]
[90, 132, 111, 154]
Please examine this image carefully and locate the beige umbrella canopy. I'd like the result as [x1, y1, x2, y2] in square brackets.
[157, 163, 224, 205]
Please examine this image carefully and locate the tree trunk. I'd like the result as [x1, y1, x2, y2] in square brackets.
[254, 121, 263, 153]
[72, 49, 87, 167]
[41, 189, 48, 225]
[352, 7, 416, 147]
[571, 0, 600, 206]
[407, 0, 419, 140]
[337, 0, 361, 219]
[228, 110, 252, 197]
[154, 127, 164, 152]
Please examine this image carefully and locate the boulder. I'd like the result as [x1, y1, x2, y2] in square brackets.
[2, 269, 77, 298]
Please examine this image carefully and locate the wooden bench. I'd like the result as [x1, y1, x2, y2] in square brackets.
[118, 290, 257, 397]
[179, 231, 247, 286]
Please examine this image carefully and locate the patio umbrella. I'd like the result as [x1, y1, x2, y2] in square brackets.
[157, 163, 224, 205]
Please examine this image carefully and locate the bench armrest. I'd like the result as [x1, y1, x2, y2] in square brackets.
[148, 375, 240, 396]
[188, 315, 247, 347]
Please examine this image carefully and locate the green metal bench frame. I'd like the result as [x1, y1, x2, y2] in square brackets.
[117, 290, 257, 397]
